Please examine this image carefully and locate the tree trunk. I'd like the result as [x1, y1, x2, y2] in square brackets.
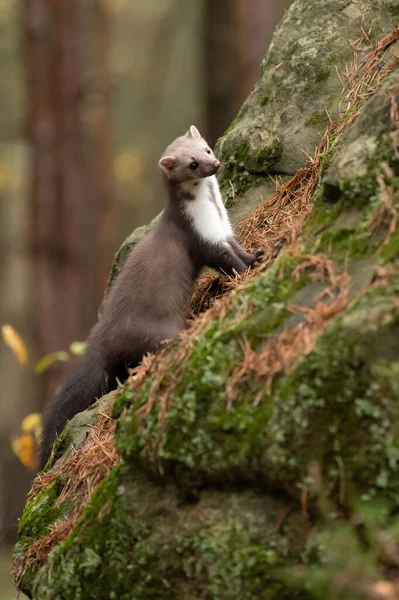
[22, 0, 112, 397]
[80, 0, 114, 294]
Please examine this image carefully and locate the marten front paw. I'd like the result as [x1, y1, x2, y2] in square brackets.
[254, 248, 264, 260]
[249, 248, 264, 267]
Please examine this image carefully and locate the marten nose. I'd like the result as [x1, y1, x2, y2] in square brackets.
[214, 160, 221, 170]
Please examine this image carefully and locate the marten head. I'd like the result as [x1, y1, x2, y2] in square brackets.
[159, 126, 221, 183]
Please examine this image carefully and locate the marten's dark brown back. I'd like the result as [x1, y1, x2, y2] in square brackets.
[39, 208, 198, 468]
[98, 211, 198, 360]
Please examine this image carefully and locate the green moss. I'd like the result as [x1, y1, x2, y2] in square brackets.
[260, 94, 270, 106]
[57, 463, 124, 553]
[220, 135, 282, 205]
[307, 116, 399, 263]
[320, 138, 340, 174]
[30, 464, 133, 599]
[221, 172, 262, 208]
[302, 186, 381, 264]
[18, 479, 64, 541]
[14, 467, 125, 595]
[315, 226, 373, 260]
[13, 477, 68, 592]
[255, 139, 283, 171]
[220, 141, 258, 205]
[302, 188, 342, 237]
[339, 176, 379, 208]
[260, 58, 269, 74]
[315, 68, 330, 84]
[380, 230, 399, 264]
[289, 497, 399, 599]
[111, 388, 133, 418]
[44, 424, 74, 471]
[331, 126, 399, 211]
[233, 141, 250, 164]
[305, 112, 326, 127]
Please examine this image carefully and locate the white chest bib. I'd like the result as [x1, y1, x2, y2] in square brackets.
[183, 177, 233, 243]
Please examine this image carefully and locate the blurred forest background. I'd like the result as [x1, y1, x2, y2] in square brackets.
[0, 0, 292, 595]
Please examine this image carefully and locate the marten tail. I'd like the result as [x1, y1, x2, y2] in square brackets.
[39, 345, 111, 470]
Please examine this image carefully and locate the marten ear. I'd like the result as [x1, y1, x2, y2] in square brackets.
[187, 125, 201, 139]
[159, 156, 176, 173]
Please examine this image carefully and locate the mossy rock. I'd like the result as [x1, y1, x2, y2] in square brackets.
[45, 392, 116, 469]
[13, 6, 399, 600]
[217, 0, 398, 188]
[322, 71, 399, 209]
[116, 273, 399, 504]
[29, 464, 313, 600]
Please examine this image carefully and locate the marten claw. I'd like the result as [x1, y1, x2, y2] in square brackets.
[251, 248, 264, 265]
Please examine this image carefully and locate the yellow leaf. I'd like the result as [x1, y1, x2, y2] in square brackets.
[11, 434, 37, 470]
[34, 351, 69, 374]
[69, 341, 86, 356]
[21, 413, 42, 441]
[2, 324, 29, 365]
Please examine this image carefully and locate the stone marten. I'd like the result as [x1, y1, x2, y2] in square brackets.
[40, 125, 263, 468]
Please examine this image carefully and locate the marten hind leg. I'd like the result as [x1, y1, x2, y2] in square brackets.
[107, 360, 130, 389]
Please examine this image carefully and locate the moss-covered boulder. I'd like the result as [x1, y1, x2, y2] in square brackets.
[217, 0, 398, 194]
[12, 4, 399, 599]
[28, 465, 312, 600]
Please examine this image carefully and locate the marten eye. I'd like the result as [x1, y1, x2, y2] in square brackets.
[206, 148, 211, 154]
[190, 161, 199, 170]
